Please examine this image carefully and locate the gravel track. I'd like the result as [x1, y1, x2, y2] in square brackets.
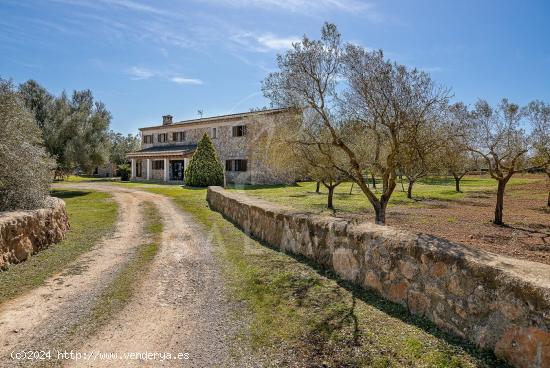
[0, 184, 249, 367]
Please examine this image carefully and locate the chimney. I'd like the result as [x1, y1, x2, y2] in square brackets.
[162, 115, 173, 125]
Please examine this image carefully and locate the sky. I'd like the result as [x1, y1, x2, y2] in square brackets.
[1, 0, 549, 134]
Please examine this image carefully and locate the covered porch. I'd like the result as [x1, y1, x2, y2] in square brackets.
[127, 145, 196, 182]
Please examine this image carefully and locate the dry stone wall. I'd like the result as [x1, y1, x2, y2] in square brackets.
[0, 197, 69, 269]
[207, 186, 550, 368]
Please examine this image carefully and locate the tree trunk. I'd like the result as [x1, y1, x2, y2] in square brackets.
[453, 174, 461, 192]
[407, 180, 414, 199]
[547, 172, 550, 207]
[371, 174, 376, 189]
[315, 181, 320, 193]
[349, 182, 354, 195]
[374, 200, 388, 224]
[494, 179, 508, 225]
[327, 185, 335, 209]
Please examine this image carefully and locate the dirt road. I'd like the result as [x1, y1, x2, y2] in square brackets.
[0, 184, 246, 367]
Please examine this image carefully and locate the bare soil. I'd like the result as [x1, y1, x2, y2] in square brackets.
[377, 181, 550, 265]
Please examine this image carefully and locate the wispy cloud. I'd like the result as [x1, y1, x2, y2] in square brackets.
[230, 32, 299, 52]
[170, 76, 203, 85]
[204, 0, 372, 14]
[126, 66, 156, 80]
[126, 66, 203, 85]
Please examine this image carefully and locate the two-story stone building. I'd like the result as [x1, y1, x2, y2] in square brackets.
[127, 108, 295, 184]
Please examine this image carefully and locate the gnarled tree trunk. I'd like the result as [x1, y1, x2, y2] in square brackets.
[453, 174, 461, 192]
[315, 181, 320, 193]
[494, 178, 509, 225]
[407, 179, 415, 199]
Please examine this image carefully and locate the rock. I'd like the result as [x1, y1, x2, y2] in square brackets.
[495, 325, 550, 368]
[332, 247, 359, 282]
[0, 197, 69, 268]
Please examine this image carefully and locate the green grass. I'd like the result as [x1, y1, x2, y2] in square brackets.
[226, 175, 542, 216]
[118, 182, 506, 367]
[0, 190, 118, 304]
[59, 175, 120, 183]
[89, 201, 162, 327]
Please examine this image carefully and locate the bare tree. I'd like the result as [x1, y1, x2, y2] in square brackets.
[441, 103, 477, 192]
[263, 23, 449, 224]
[340, 46, 450, 221]
[466, 99, 545, 225]
[524, 100, 550, 206]
[398, 117, 443, 199]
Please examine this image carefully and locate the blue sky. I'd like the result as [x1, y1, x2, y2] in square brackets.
[1, 0, 549, 134]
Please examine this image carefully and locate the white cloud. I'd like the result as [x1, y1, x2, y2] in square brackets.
[256, 34, 300, 50]
[207, 0, 371, 14]
[126, 66, 156, 80]
[230, 32, 299, 52]
[170, 77, 203, 85]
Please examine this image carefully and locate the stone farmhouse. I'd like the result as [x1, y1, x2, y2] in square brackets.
[127, 108, 295, 184]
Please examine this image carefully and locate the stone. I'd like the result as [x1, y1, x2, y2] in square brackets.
[431, 261, 448, 278]
[495, 325, 550, 368]
[0, 198, 69, 269]
[388, 280, 409, 304]
[332, 247, 359, 282]
[364, 271, 383, 293]
[399, 260, 419, 280]
[408, 290, 430, 316]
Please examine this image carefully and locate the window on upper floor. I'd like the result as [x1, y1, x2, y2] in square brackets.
[158, 133, 168, 143]
[211, 127, 217, 139]
[172, 131, 185, 142]
[143, 135, 153, 144]
[232, 125, 246, 137]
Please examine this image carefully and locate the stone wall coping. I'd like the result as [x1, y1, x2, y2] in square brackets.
[0, 197, 65, 221]
[210, 186, 550, 297]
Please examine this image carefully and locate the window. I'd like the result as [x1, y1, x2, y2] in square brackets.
[232, 125, 246, 137]
[225, 159, 247, 172]
[158, 133, 168, 143]
[152, 160, 164, 170]
[136, 161, 142, 177]
[172, 131, 185, 142]
[211, 127, 217, 139]
[143, 135, 153, 144]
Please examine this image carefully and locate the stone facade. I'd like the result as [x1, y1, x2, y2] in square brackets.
[206, 186, 550, 368]
[128, 108, 297, 185]
[0, 197, 69, 269]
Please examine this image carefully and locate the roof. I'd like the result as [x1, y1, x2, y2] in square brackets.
[127, 144, 197, 157]
[139, 107, 292, 131]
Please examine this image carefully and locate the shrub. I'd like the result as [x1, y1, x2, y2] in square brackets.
[184, 133, 224, 187]
[0, 79, 55, 211]
[118, 163, 131, 181]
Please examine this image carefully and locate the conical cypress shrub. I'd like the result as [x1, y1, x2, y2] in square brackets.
[184, 133, 224, 187]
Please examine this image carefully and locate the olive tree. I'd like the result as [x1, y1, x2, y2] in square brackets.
[340, 46, 450, 221]
[524, 100, 550, 206]
[0, 79, 55, 211]
[263, 23, 449, 224]
[466, 99, 544, 225]
[19, 80, 111, 178]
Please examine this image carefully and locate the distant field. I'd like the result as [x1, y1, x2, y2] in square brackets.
[228, 174, 550, 265]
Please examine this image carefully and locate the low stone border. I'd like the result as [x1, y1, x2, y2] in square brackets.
[0, 197, 69, 269]
[207, 186, 550, 368]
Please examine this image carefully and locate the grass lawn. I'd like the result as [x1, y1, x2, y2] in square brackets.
[58, 175, 120, 183]
[226, 174, 550, 265]
[0, 190, 118, 304]
[118, 182, 506, 367]
[226, 175, 542, 216]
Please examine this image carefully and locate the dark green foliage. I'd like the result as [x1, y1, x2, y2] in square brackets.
[184, 133, 224, 187]
[18, 80, 111, 177]
[118, 163, 131, 181]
